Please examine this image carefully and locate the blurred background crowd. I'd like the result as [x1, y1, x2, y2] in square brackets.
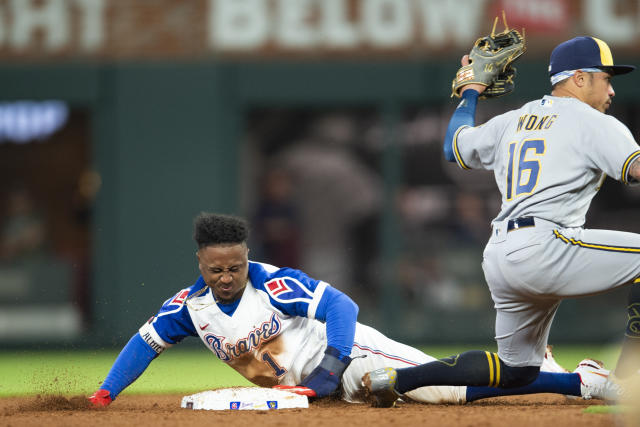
[2, 0, 640, 347]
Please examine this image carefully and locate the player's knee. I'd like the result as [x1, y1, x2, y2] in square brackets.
[498, 364, 540, 388]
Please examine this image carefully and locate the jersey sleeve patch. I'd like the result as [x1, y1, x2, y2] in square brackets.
[249, 262, 326, 317]
[171, 289, 190, 305]
[158, 284, 205, 316]
[264, 277, 315, 303]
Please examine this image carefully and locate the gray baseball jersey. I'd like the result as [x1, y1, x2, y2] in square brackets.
[454, 95, 640, 227]
[452, 95, 640, 367]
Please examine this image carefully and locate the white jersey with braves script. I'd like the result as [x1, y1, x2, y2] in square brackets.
[453, 95, 640, 227]
[186, 280, 328, 387]
[139, 261, 330, 387]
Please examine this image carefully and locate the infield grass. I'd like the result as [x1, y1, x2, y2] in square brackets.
[583, 405, 629, 414]
[0, 344, 620, 397]
[0, 349, 252, 397]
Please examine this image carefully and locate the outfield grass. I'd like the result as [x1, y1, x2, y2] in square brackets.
[0, 344, 621, 397]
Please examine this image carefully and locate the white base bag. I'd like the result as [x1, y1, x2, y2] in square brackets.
[181, 386, 309, 411]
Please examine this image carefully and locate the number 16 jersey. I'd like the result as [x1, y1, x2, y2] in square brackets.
[453, 95, 640, 227]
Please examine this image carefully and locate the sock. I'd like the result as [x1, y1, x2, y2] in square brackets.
[614, 282, 640, 378]
[395, 350, 537, 393]
[465, 372, 581, 402]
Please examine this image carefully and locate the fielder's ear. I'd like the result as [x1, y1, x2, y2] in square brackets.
[573, 70, 588, 87]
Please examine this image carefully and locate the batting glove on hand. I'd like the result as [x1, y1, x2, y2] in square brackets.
[88, 389, 112, 407]
[299, 346, 351, 399]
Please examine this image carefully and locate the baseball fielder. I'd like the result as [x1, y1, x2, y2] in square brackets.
[89, 213, 607, 407]
[364, 35, 640, 407]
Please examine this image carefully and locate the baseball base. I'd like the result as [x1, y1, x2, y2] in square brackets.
[181, 386, 309, 411]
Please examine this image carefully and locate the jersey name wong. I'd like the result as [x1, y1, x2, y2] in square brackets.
[516, 114, 558, 132]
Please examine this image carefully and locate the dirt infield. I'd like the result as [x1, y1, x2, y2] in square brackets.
[0, 393, 621, 427]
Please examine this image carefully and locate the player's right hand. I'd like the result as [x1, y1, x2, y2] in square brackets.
[88, 389, 112, 407]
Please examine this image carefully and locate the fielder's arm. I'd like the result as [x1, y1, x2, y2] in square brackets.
[443, 56, 487, 163]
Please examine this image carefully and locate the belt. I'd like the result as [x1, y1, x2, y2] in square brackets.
[507, 217, 535, 232]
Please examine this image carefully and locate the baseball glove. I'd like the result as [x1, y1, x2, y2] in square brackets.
[451, 13, 525, 98]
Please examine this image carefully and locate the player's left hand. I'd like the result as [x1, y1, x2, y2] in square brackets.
[88, 389, 112, 407]
[298, 346, 351, 398]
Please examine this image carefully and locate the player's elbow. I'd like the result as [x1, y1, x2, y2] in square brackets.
[443, 142, 456, 162]
[342, 293, 359, 318]
[442, 126, 458, 163]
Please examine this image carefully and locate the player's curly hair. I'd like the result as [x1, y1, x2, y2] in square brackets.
[193, 212, 249, 248]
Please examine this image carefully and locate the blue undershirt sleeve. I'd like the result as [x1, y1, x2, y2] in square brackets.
[100, 333, 159, 399]
[443, 89, 479, 162]
[314, 286, 358, 359]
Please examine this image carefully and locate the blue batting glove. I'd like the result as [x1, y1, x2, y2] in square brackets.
[299, 346, 351, 398]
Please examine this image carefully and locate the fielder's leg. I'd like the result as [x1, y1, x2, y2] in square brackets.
[363, 350, 541, 407]
[393, 351, 540, 392]
[613, 281, 640, 378]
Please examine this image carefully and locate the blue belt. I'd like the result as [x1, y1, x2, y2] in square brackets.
[507, 217, 535, 231]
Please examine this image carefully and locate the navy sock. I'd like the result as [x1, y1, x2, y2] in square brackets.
[465, 372, 581, 402]
[395, 350, 538, 393]
[396, 351, 497, 392]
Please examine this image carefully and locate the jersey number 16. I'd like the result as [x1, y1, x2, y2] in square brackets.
[506, 139, 546, 200]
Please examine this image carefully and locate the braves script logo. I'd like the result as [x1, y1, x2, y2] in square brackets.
[204, 313, 282, 361]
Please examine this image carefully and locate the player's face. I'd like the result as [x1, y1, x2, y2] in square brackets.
[584, 72, 615, 113]
[197, 243, 249, 303]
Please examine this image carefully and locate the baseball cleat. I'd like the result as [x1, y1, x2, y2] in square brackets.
[362, 367, 401, 408]
[541, 345, 570, 373]
[573, 358, 610, 400]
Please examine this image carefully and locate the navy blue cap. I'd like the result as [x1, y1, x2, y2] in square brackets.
[548, 36, 635, 76]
